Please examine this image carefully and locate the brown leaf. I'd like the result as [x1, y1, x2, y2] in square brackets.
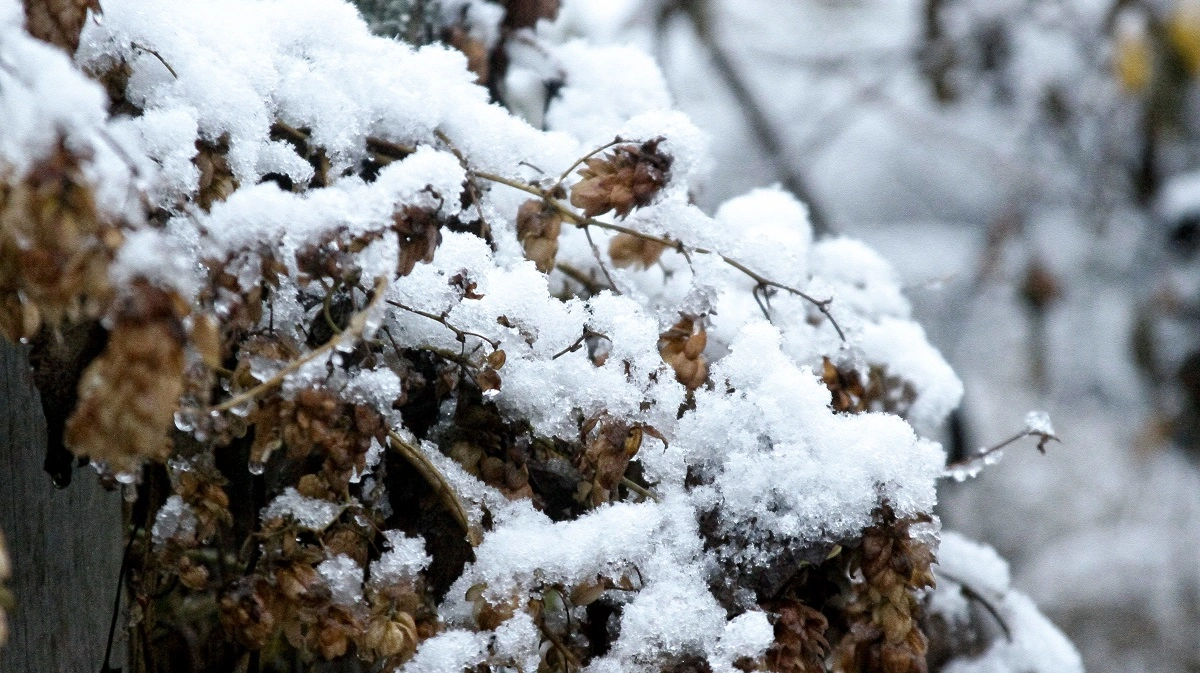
[22, 0, 100, 53]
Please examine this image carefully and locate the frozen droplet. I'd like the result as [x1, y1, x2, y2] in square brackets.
[482, 387, 501, 399]
[248, 461, 265, 476]
[174, 410, 195, 432]
[115, 471, 138, 485]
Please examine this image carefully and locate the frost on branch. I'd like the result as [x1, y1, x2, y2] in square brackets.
[0, 0, 1081, 670]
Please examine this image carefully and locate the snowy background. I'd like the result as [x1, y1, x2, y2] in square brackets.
[536, 1, 1200, 672]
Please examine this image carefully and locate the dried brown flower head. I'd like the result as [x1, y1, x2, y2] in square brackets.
[569, 138, 672, 219]
[0, 141, 122, 342]
[609, 232, 666, 269]
[64, 282, 189, 475]
[768, 601, 830, 673]
[660, 316, 708, 391]
[393, 204, 443, 276]
[834, 506, 935, 673]
[195, 136, 239, 211]
[516, 199, 563, 273]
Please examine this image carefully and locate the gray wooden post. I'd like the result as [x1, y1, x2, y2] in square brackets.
[0, 337, 124, 673]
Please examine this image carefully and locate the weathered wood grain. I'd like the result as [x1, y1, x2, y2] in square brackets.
[0, 336, 123, 673]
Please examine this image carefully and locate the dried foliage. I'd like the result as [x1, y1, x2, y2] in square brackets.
[0, 141, 121, 342]
[660, 315, 708, 391]
[64, 282, 188, 475]
[609, 231, 666, 269]
[569, 139, 672, 218]
[21, 0, 98, 52]
[516, 198, 563, 273]
[833, 507, 935, 673]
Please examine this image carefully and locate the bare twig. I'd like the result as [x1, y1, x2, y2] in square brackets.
[552, 327, 610, 360]
[552, 136, 626, 193]
[554, 261, 608, 296]
[582, 226, 620, 294]
[386, 299, 499, 350]
[131, 42, 178, 79]
[936, 569, 1014, 642]
[434, 129, 492, 239]
[473, 169, 846, 340]
[210, 277, 387, 413]
[943, 425, 1060, 474]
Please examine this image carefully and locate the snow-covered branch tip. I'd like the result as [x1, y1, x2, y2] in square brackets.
[944, 411, 1060, 481]
[470, 164, 847, 341]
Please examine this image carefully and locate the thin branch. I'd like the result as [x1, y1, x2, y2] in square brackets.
[386, 299, 499, 350]
[582, 226, 620, 294]
[552, 136, 626, 192]
[433, 129, 492, 239]
[943, 426, 1060, 474]
[387, 430, 481, 547]
[474, 170, 846, 340]
[936, 569, 1014, 642]
[131, 42, 178, 79]
[552, 327, 610, 360]
[554, 261, 608, 296]
[210, 277, 387, 413]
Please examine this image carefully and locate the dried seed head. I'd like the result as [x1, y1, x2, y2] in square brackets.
[516, 199, 563, 273]
[608, 232, 666, 269]
[64, 282, 189, 475]
[195, 136, 239, 211]
[569, 139, 671, 219]
[0, 141, 122, 342]
[393, 204, 442, 276]
[659, 316, 708, 391]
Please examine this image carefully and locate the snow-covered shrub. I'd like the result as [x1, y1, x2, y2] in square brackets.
[0, 0, 1079, 671]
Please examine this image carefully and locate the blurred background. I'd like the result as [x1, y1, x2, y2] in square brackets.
[534, 1, 1200, 671]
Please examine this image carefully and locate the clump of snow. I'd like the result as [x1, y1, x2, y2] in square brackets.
[262, 487, 343, 531]
[369, 530, 431, 587]
[151, 494, 198, 546]
[1023, 410, 1055, 437]
[317, 554, 364, 606]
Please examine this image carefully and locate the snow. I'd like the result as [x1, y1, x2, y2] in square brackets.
[262, 487, 343, 531]
[369, 530, 431, 587]
[151, 494, 197, 546]
[0, 0, 1100, 667]
[317, 554, 364, 606]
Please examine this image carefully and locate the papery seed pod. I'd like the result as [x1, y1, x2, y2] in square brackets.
[0, 141, 122, 343]
[195, 136, 239, 210]
[516, 199, 563, 273]
[659, 316, 708, 391]
[393, 204, 443, 276]
[22, 0, 102, 53]
[486, 349, 506, 370]
[363, 612, 418, 659]
[64, 282, 188, 475]
[220, 578, 277, 650]
[767, 601, 829, 673]
[833, 506, 933, 673]
[608, 232, 666, 269]
[177, 555, 210, 591]
[569, 139, 671, 219]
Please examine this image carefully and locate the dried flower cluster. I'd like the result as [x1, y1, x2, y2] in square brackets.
[0, 1, 1059, 672]
[0, 142, 120, 342]
[569, 139, 672, 218]
[833, 508, 935, 673]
